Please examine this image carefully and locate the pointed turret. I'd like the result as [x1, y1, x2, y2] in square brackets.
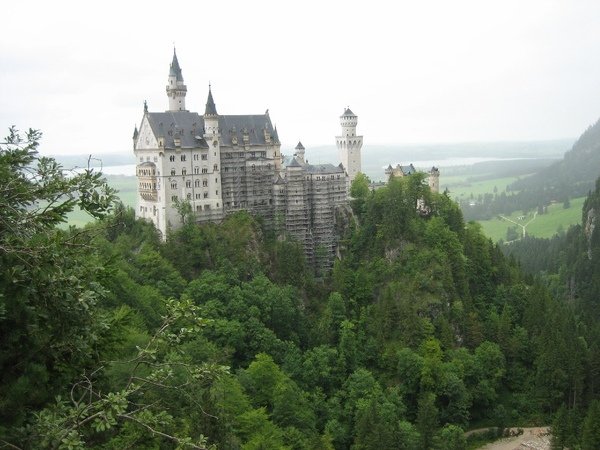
[272, 125, 279, 143]
[205, 85, 218, 116]
[166, 49, 187, 111]
[294, 141, 305, 163]
[169, 49, 184, 82]
[133, 125, 139, 140]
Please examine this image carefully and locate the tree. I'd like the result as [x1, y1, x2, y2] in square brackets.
[416, 393, 438, 450]
[434, 424, 466, 450]
[0, 127, 117, 430]
[582, 400, 600, 450]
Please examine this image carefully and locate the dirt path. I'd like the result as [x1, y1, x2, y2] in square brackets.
[476, 427, 550, 450]
[499, 211, 538, 240]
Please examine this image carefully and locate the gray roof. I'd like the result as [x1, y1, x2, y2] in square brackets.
[305, 163, 345, 174]
[146, 111, 208, 149]
[295, 141, 305, 150]
[205, 87, 218, 116]
[287, 157, 303, 168]
[169, 50, 184, 82]
[219, 114, 275, 146]
[342, 107, 356, 117]
[402, 164, 416, 175]
[146, 110, 275, 149]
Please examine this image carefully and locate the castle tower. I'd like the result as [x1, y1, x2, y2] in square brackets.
[204, 85, 218, 134]
[335, 108, 363, 186]
[294, 141, 305, 163]
[202, 85, 224, 216]
[166, 49, 187, 111]
[428, 166, 440, 193]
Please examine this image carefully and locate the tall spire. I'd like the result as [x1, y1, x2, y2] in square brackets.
[169, 48, 183, 82]
[205, 84, 218, 116]
[166, 50, 187, 111]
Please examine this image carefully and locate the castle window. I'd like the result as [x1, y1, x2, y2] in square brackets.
[171, 181, 177, 189]
[171, 195, 178, 202]
[201, 154, 207, 160]
[194, 167, 199, 174]
[182, 168, 187, 175]
[203, 192, 208, 198]
[215, 178, 218, 183]
[186, 180, 191, 188]
[203, 180, 208, 187]
[181, 155, 186, 161]
[202, 168, 208, 174]
[213, 164, 218, 171]
[186, 193, 191, 200]
[171, 168, 176, 176]
[196, 193, 201, 199]
[169, 155, 175, 162]
[216, 190, 219, 195]
[193, 154, 199, 161]
[195, 180, 200, 187]
[154, 156, 157, 162]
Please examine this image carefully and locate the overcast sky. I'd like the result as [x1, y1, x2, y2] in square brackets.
[2, 0, 600, 156]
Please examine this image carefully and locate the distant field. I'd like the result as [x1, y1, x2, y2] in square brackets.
[64, 175, 137, 228]
[442, 175, 525, 200]
[478, 196, 585, 241]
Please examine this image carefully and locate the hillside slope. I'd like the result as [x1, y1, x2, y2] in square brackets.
[510, 118, 600, 195]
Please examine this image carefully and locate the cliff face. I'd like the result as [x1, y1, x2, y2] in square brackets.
[584, 207, 596, 260]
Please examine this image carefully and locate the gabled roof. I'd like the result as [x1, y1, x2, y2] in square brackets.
[169, 50, 184, 82]
[287, 157, 303, 168]
[295, 141, 305, 150]
[402, 164, 417, 175]
[342, 107, 356, 117]
[205, 86, 218, 116]
[145, 110, 276, 148]
[305, 163, 345, 174]
[146, 111, 208, 149]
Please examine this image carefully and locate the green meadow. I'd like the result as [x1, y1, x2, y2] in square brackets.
[63, 175, 137, 228]
[478, 196, 585, 241]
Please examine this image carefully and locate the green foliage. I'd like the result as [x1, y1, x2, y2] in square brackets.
[7, 126, 600, 448]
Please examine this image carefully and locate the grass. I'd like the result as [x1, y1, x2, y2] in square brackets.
[442, 175, 524, 200]
[63, 175, 137, 228]
[478, 196, 585, 241]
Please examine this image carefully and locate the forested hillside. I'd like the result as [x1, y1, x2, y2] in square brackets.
[462, 118, 600, 221]
[2, 129, 600, 449]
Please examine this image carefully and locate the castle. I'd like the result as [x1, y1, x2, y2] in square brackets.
[384, 164, 440, 193]
[133, 50, 359, 267]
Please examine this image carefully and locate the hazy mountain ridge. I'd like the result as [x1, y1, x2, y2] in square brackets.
[510, 118, 600, 193]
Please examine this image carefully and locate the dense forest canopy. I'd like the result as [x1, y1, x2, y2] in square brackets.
[2, 129, 600, 449]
